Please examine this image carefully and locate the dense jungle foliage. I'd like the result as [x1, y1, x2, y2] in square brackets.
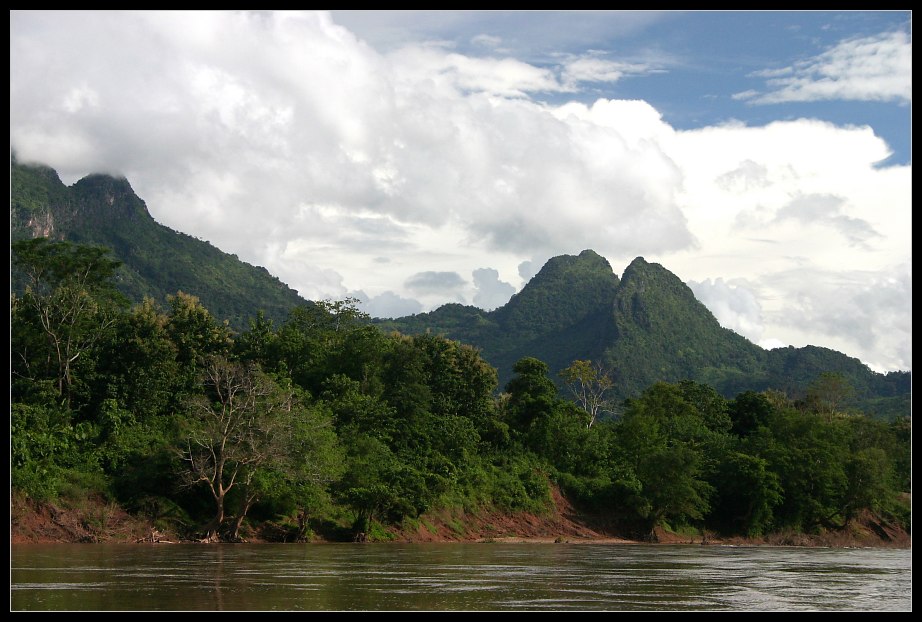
[11, 238, 911, 542]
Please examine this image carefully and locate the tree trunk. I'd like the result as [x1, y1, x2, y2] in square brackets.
[230, 514, 247, 542]
[296, 510, 310, 543]
[203, 496, 225, 540]
[229, 491, 258, 542]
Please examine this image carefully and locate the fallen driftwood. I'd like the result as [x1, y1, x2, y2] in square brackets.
[136, 528, 175, 544]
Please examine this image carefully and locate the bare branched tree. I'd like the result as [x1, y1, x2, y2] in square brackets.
[178, 355, 292, 540]
[559, 359, 616, 428]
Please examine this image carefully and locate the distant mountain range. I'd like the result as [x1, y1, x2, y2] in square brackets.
[10, 156, 911, 418]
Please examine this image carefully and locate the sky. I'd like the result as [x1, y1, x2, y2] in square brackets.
[9, 10, 912, 373]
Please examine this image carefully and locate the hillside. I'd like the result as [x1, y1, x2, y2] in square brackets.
[378, 253, 911, 419]
[10, 155, 310, 330]
[375, 250, 620, 385]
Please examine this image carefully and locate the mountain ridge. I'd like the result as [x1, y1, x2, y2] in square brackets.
[377, 251, 910, 418]
[10, 157, 910, 418]
[11, 155, 311, 330]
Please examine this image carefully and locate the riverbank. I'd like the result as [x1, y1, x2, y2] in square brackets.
[10, 488, 911, 548]
[378, 486, 911, 549]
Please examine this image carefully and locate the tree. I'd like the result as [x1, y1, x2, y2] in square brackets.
[233, 310, 279, 369]
[888, 416, 912, 492]
[612, 382, 719, 539]
[92, 297, 182, 421]
[747, 407, 850, 532]
[728, 391, 775, 437]
[280, 401, 344, 542]
[804, 372, 856, 415]
[166, 292, 232, 365]
[527, 402, 606, 475]
[613, 410, 710, 539]
[411, 333, 499, 438]
[676, 380, 731, 435]
[216, 387, 344, 544]
[11, 238, 127, 408]
[274, 298, 374, 394]
[504, 357, 560, 431]
[321, 374, 397, 443]
[841, 447, 892, 524]
[559, 359, 615, 427]
[177, 355, 295, 540]
[708, 451, 782, 537]
[164, 291, 234, 415]
[336, 435, 406, 537]
[11, 401, 85, 500]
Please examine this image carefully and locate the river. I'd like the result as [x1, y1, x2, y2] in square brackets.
[10, 543, 911, 611]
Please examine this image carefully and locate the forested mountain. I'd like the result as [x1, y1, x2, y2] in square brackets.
[377, 252, 911, 420]
[10, 155, 310, 330]
[10, 156, 910, 418]
[374, 250, 621, 390]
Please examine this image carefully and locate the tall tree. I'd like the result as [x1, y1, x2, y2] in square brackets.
[613, 382, 719, 539]
[281, 400, 344, 542]
[165, 291, 232, 396]
[177, 355, 294, 540]
[504, 357, 560, 431]
[708, 450, 782, 537]
[92, 297, 182, 420]
[559, 359, 615, 427]
[804, 372, 856, 415]
[11, 238, 127, 408]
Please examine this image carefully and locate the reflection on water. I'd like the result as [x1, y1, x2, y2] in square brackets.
[10, 543, 912, 611]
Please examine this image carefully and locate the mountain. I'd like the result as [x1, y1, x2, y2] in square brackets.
[10, 155, 310, 330]
[377, 252, 911, 420]
[375, 250, 620, 384]
[10, 157, 910, 418]
[603, 256, 764, 397]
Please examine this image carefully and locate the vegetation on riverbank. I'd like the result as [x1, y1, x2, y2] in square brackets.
[11, 239, 911, 548]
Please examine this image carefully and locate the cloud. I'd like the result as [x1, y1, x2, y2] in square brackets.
[715, 159, 770, 192]
[774, 194, 880, 248]
[389, 45, 563, 97]
[405, 271, 467, 294]
[731, 89, 760, 102]
[759, 338, 787, 351]
[560, 54, 658, 88]
[472, 267, 516, 311]
[518, 259, 543, 283]
[354, 290, 424, 319]
[689, 265, 912, 374]
[648, 116, 909, 372]
[61, 84, 101, 113]
[758, 265, 912, 373]
[687, 278, 765, 344]
[737, 29, 911, 104]
[8, 11, 695, 274]
[470, 33, 503, 49]
[331, 10, 677, 59]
